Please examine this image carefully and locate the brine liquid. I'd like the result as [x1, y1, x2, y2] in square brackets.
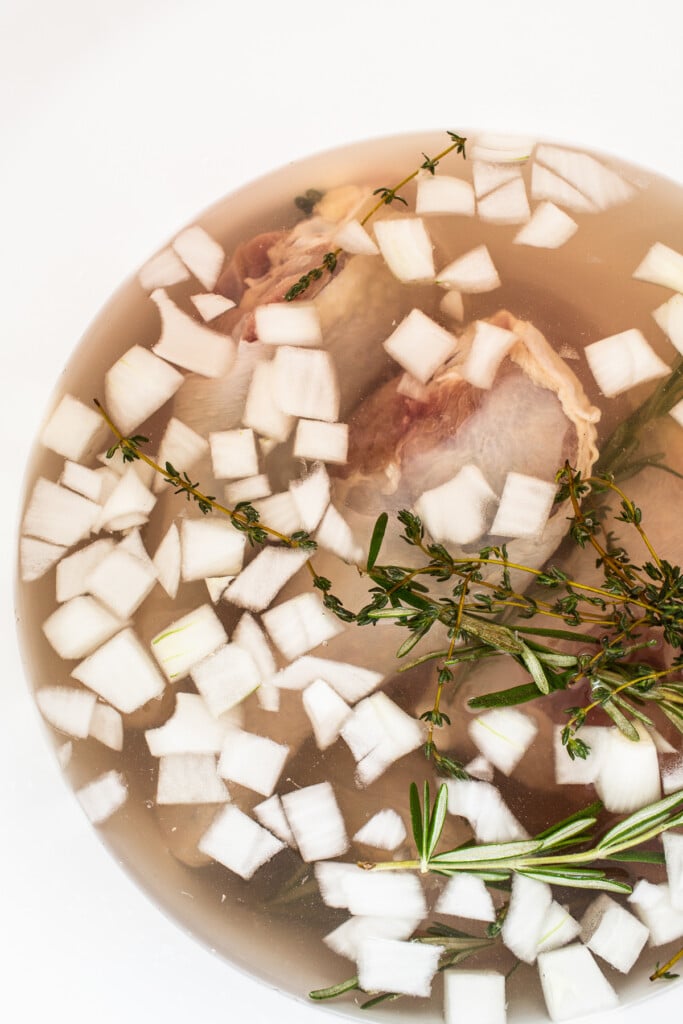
[15, 132, 683, 1023]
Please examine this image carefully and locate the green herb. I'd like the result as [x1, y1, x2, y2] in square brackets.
[294, 188, 324, 216]
[650, 946, 683, 982]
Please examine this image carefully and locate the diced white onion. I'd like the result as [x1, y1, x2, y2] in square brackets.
[332, 218, 379, 256]
[218, 728, 288, 797]
[190, 292, 236, 321]
[553, 725, 605, 785]
[469, 707, 538, 775]
[242, 360, 295, 443]
[198, 805, 284, 879]
[289, 462, 330, 532]
[20, 537, 67, 583]
[580, 894, 649, 972]
[470, 133, 535, 163]
[23, 477, 100, 548]
[269, 655, 383, 702]
[357, 937, 442, 999]
[593, 722, 661, 813]
[535, 144, 636, 211]
[252, 491, 303, 536]
[96, 466, 156, 532]
[396, 372, 430, 402]
[191, 642, 261, 717]
[138, 247, 191, 290]
[104, 344, 183, 435]
[537, 944, 618, 1021]
[293, 419, 348, 464]
[460, 320, 517, 389]
[382, 308, 457, 384]
[60, 460, 104, 502]
[232, 612, 276, 680]
[43, 596, 123, 660]
[502, 873, 552, 964]
[585, 328, 670, 397]
[530, 163, 597, 213]
[444, 971, 506, 1024]
[662, 755, 683, 795]
[373, 217, 435, 282]
[315, 861, 366, 908]
[353, 809, 406, 851]
[435, 874, 495, 922]
[36, 685, 96, 738]
[477, 177, 530, 224]
[439, 289, 465, 323]
[89, 702, 124, 751]
[537, 901, 581, 954]
[341, 692, 424, 786]
[86, 546, 158, 619]
[153, 417, 209, 493]
[415, 463, 498, 547]
[630, 882, 683, 945]
[490, 471, 557, 540]
[254, 302, 322, 347]
[204, 575, 234, 603]
[209, 427, 258, 479]
[73, 627, 166, 713]
[40, 394, 103, 461]
[445, 778, 527, 843]
[151, 604, 227, 682]
[180, 518, 246, 582]
[324, 915, 418, 962]
[436, 245, 500, 293]
[224, 474, 272, 504]
[223, 546, 309, 612]
[514, 201, 578, 248]
[415, 174, 475, 216]
[152, 523, 181, 599]
[172, 225, 224, 291]
[262, 592, 345, 660]
[151, 288, 236, 378]
[272, 347, 340, 422]
[281, 781, 349, 862]
[156, 753, 229, 804]
[302, 678, 352, 750]
[77, 769, 128, 824]
[315, 504, 363, 563]
[634, 241, 683, 293]
[145, 692, 239, 756]
[472, 160, 522, 198]
[653, 293, 683, 354]
[464, 755, 494, 782]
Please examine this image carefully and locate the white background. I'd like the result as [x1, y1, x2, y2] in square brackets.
[2, 2, 683, 1022]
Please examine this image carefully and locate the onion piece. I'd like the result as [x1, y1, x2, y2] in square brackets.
[302, 678, 352, 751]
[435, 874, 495, 922]
[156, 753, 229, 805]
[459, 320, 517, 389]
[151, 604, 227, 682]
[180, 518, 246, 582]
[36, 685, 96, 738]
[653, 293, 683, 354]
[172, 225, 224, 291]
[357, 937, 441, 998]
[85, 546, 158, 620]
[396, 373, 430, 402]
[439, 289, 465, 323]
[151, 288, 236, 378]
[468, 708, 538, 776]
[253, 795, 297, 847]
[490, 471, 557, 540]
[23, 477, 100, 548]
[204, 575, 234, 604]
[289, 462, 330, 532]
[89, 702, 123, 751]
[272, 347, 340, 422]
[472, 160, 522, 198]
[537, 902, 581, 954]
[502, 873, 552, 964]
[315, 504, 363, 563]
[20, 537, 67, 583]
[415, 464, 498, 546]
[553, 725, 605, 785]
[224, 474, 272, 504]
[382, 308, 457, 384]
[262, 592, 345, 661]
[218, 728, 288, 797]
[145, 692, 240, 756]
[634, 241, 683, 293]
[593, 723, 661, 813]
[252, 491, 303, 537]
[152, 523, 181, 599]
[138, 247, 190, 290]
[464, 755, 494, 782]
[40, 394, 103, 461]
[630, 882, 683, 945]
[190, 292, 236, 322]
[415, 174, 475, 216]
[104, 344, 183, 435]
[96, 466, 156, 532]
[209, 427, 258, 480]
[436, 245, 501, 293]
[444, 972, 506, 1024]
[662, 755, 683, 795]
[477, 178, 530, 224]
[341, 692, 424, 786]
[580, 894, 649, 972]
[535, 144, 636, 211]
[332, 219, 379, 256]
[352, 809, 406, 852]
[223, 546, 309, 613]
[530, 163, 597, 213]
[470, 133, 535, 163]
[232, 612, 277, 680]
[77, 770, 127, 824]
[198, 805, 284, 879]
[191, 642, 261, 717]
[315, 861, 366, 908]
[373, 217, 435, 283]
[445, 778, 528, 843]
[153, 417, 209, 493]
[242, 360, 295, 443]
[584, 328, 670, 397]
[73, 627, 166, 713]
[514, 201, 578, 249]
[293, 419, 348, 464]
[324, 915, 418, 962]
[281, 781, 349, 862]
[537, 944, 618, 1021]
[43, 596, 124, 660]
[254, 302, 322, 347]
[269, 655, 383, 702]
[60, 461, 104, 502]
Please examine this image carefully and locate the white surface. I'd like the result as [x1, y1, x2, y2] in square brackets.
[2, 2, 683, 1023]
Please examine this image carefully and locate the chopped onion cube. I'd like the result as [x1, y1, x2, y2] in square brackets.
[341, 692, 424, 786]
[663, 832, 683, 910]
[172, 225, 224, 290]
[151, 289, 235, 378]
[514, 201, 578, 248]
[444, 971, 506, 1024]
[553, 725, 605, 784]
[190, 292, 235, 321]
[357, 937, 441, 998]
[580, 894, 649, 972]
[204, 575, 233, 603]
[325, 915, 418, 962]
[191, 643, 261, 718]
[43, 596, 123, 660]
[145, 692, 239, 756]
[502, 873, 552, 964]
[634, 241, 683, 293]
[436, 245, 500, 293]
[151, 604, 227, 681]
[630, 882, 683, 945]
[415, 174, 475, 216]
[224, 546, 309, 612]
[77, 769, 127, 824]
[232, 612, 276, 680]
[460, 321, 517, 390]
[332, 218, 379, 256]
[439, 289, 465, 323]
[315, 504, 363, 563]
[396, 372, 430, 401]
[20, 537, 66, 583]
[373, 217, 435, 282]
[539, 945, 618, 1021]
[315, 861, 366, 908]
[242, 360, 295, 443]
[198, 805, 284, 879]
[89, 702, 123, 751]
[269, 655, 383, 702]
[23, 477, 100, 547]
[537, 901, 581, 954]
[490, 471, 556, 540]
[153, 417, 209, 493]
[662, 755, 683, 795]
[152, 523, 181, 599]
[73, 627, 166, 713]
[36, 685, 96, 738]
[289, 462, 330, 532]
[60, 460, 104, 502]
[472, 160, 522, 198]
[353, 809, 406, 851]
[252, 491, 303, 537]
[302, 678, 352, 750]
[585, 328, 670, 397]
[478, 177, 530, 224]
[535, 144, 636, 210]
[281, 781, 349, 862]
[40, 394, 103, 461]
[382, 308, 457, 384]
[138, 247, 190, 290]
[530, 163, 597, 213]
[471, 133, 535, 163]
[469, 707, 538, 775]
[253, 795, 296, 847]
[445, 779, 528, 842]
[273, 347, 340, 422]
[181, 519, 246, 582]
[86, 546, 157, 619]
[156, 753, 229, 804]
[224, 474, 272, 504]
[435, 873, 496, 922]
[254, 302, 322, 347]
[464, 755, 494, 782]
[209, 427, 258, 480]
[97, 467, 156, 532]
[262, 592, 345, 660]
[415, 464, 498, 546]
[293, 419, 348, 464]
[593, 722, 661, 813]
[218, 728, 288, 797]
[104, 344, 183, 435]
[654, 293, 683, 354]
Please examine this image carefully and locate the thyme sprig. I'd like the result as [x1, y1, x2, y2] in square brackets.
[284, 130, 467, 301]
